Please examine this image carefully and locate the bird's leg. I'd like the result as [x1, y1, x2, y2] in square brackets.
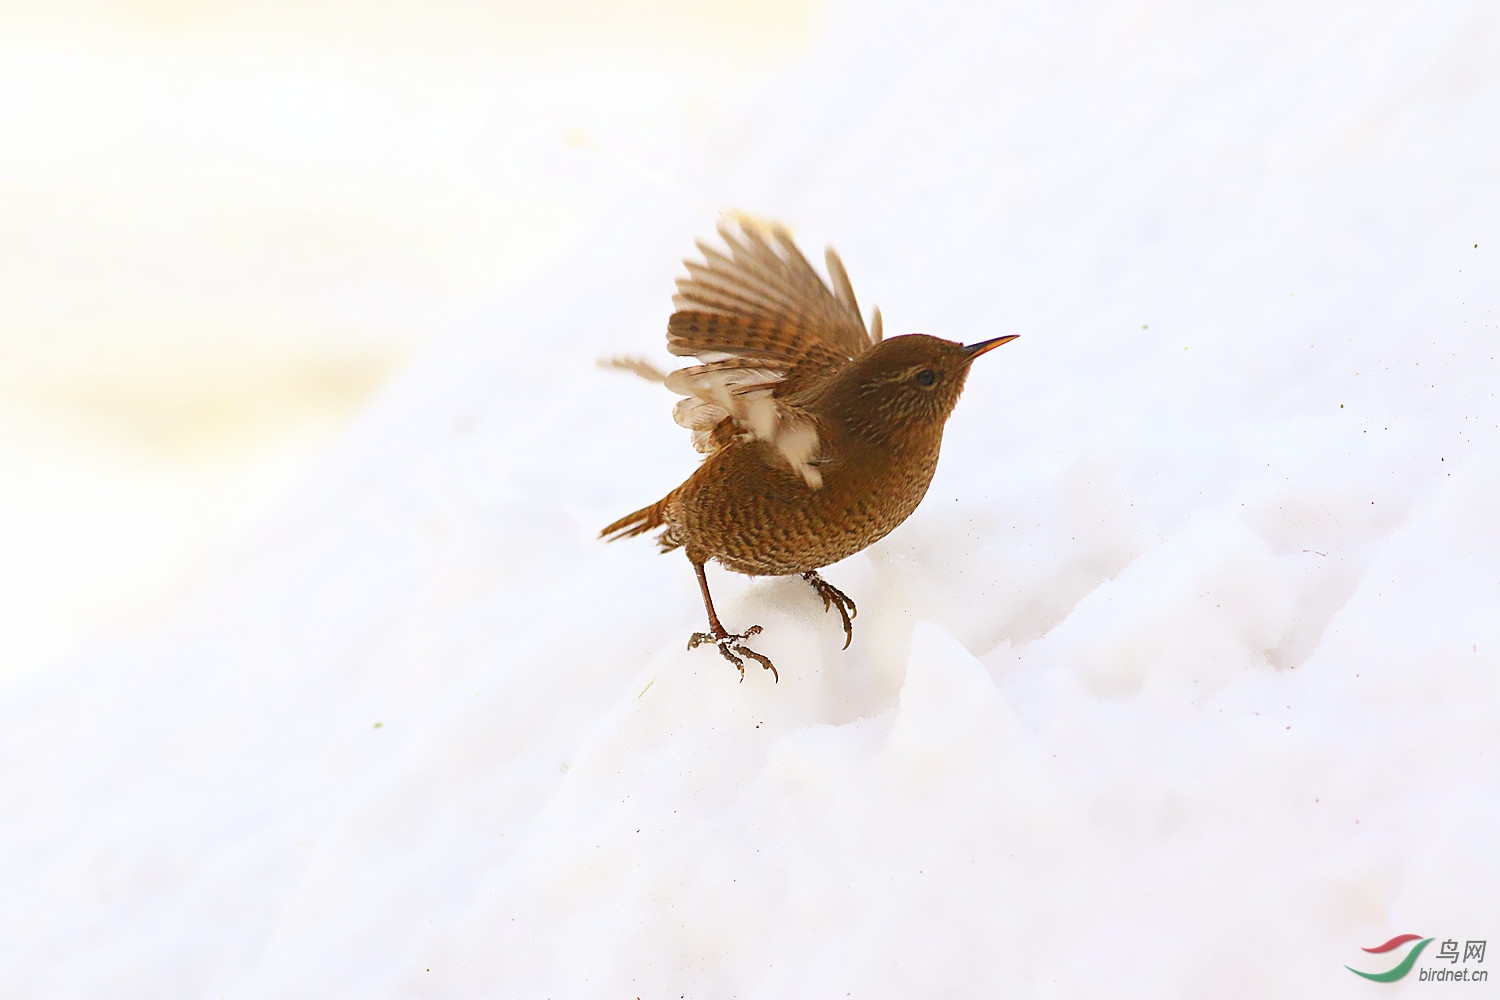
[686, 560, 778, 682]
[801, 570, 857, 649]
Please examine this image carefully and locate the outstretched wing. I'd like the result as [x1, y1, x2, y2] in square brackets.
[664, 217, 882, 487]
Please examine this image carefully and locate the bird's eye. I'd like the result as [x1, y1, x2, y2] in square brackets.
[914, 369, 937, 387]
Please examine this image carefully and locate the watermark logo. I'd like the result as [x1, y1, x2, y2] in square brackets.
[1347, 934, 1487, 983]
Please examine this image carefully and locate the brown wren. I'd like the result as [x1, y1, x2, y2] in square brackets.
[601, 218, 1016, 680]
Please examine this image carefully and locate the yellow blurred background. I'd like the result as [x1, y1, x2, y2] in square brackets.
[0, 0, 816, 680]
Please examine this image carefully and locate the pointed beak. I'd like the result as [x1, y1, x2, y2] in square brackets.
[962, 334, 1019, 361]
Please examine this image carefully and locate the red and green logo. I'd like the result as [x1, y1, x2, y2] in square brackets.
[1347, 934, 1433, 982]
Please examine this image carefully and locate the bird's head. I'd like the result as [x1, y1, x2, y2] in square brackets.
[828, 333, 1017, 444]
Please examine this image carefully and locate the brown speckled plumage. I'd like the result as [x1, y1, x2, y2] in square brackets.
[601, 218, 1016, 680]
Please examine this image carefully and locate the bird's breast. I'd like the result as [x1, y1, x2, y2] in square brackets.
[668, 431, 943, 576]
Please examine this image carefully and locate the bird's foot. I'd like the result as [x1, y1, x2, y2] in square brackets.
[688, 624, 778, 682]
[802, 571, 857, 649]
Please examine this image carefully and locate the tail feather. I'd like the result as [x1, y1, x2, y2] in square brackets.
[600, 495, 672, 544]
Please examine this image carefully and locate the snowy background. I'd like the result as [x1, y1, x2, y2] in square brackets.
[3, 0, 1499, 996]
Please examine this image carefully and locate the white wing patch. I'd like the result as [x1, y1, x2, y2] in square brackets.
[664, 362, 823, 488]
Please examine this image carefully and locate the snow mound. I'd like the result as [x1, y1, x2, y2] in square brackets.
[3, 1, 1498, 996]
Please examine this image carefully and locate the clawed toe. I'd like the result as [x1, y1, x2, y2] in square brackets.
[802, 571, 858, 649]
[689, 625, 778, 682]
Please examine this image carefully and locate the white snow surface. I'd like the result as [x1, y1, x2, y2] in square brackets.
[5, 2, 1500, 996]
